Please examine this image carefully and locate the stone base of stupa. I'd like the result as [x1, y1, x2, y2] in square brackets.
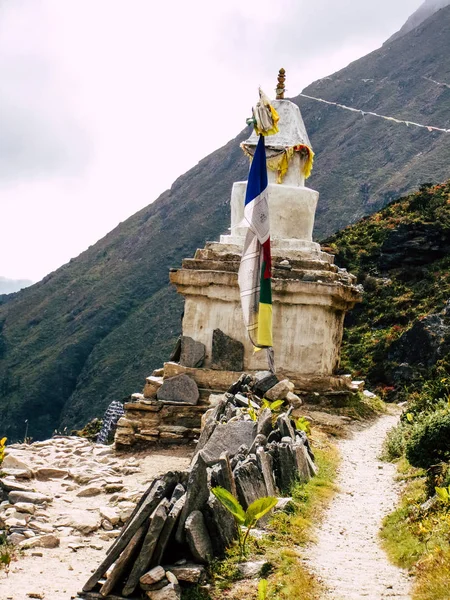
[114, 361, 361, 450]
[169, 239, 362, 378]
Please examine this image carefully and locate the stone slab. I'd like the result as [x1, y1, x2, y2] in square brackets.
[199, 421, 257, 466]
[185, 510, 213, 564]
[211, 329, 244, 371]
[157, 374, 199, 405]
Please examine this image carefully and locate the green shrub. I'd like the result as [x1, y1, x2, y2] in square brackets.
[381, 424, 408, 461]
[405, 411, 450, 469]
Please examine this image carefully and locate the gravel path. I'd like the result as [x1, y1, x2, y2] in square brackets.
[0, 440, 192, 600]
[309, 413, 412, 600]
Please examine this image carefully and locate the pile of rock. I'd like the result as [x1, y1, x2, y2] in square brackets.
[80, 373, 316, 599]
[0, 436, 147, 551]
[115, 350, 307, 450]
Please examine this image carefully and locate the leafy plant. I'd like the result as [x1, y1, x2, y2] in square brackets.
[0, 437, 6, 466]
[258, 578, 268, 600]
[435, 486, 450, 504]
[405, 410, 450, 469]
[211, 486, 277, 558]
[262, 399, 285, 412]
[294, 417, 311, 435]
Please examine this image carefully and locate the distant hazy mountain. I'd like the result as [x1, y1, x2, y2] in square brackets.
[0, 277, 33, 294]
[1, 5, 450, 441]
[386, 0, 450, 42]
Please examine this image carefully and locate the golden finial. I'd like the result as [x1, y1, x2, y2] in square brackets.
[276, 68, 286, 99]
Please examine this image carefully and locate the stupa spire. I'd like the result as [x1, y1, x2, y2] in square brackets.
[275, 68, 286, 99]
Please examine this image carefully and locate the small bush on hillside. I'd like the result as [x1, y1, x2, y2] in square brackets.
[405, 411, 450, 469]
[381, 423, 409, 461]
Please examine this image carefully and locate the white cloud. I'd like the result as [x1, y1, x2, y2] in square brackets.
[0, 0, 423, 281]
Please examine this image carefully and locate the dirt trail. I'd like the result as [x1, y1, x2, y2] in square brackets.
[308, 413, 412, 600]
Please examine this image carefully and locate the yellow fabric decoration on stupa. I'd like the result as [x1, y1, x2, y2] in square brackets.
[252, 88, 280, 136]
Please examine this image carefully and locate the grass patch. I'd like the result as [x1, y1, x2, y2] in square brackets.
[205, 430, 340, 599]
[380, 461, 450, 600]
[0, 532, 20, 574]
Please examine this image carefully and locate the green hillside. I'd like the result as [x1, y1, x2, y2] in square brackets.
[1, 7, 450, 441]
[329, 180, 450, 399]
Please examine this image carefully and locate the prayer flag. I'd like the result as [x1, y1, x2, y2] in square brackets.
[238, 134, 273, 360]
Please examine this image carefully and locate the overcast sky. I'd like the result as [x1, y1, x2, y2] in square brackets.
[0, 0, 424, 282]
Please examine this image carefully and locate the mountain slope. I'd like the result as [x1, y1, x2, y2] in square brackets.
[1, 7, 450, 441]
[386, 0, 450, 43]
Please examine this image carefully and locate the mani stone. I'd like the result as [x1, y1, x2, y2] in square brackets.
[211, 329, 244, 371]
[200, 421, 257, 466]
[180, 336, 206, 368]
[293, 443, 311, 484]
[157, 374, 199, 405]
[277, 414, 296, 440]
[153, 494, 186, 565]
[176, 454, 209, 543]
[123, 498, 170, 596]
[234, 461, 268, 510]
[185, 510, 213, 564]
[203, 493, 238, 558]
[272, 441, 298, 495]
[256, 447, 277, 496]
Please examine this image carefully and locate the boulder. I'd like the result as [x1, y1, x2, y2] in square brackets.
[153, 494, 186, 565]
[146, 583, 181, 600]
[144, 376, 164, 398]
[237, 560, 268, 578]
[256, 447, 277, 496]
[293, 444, 311, 483]
[13, 502, 36, 515]
[180, 336, 206, 368]
[276, 414, 296, 440]
[185, 510, 213, 564]
[9, 491, 52, 505]
[140, 566, 166, 586]
[264, 379, 294, 401]
[56, 510, 101, 534]
[2, 454, 30, 471]
[286, 391, 303, 409]
[19, 534, 60, 549]
[77, 486, 103, 497]
[257, 408, 273, 437]
[99, 506, 120, 526]
[162, 563, 206, 584]
[253, 374, 279, 398]
[211, 329, 244, 371]
[35, 468, 69, 481]
[2, 468, 32, 479]
[157, 374, 199, 405]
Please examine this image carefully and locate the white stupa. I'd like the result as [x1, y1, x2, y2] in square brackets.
[170, 70, 361, 389]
